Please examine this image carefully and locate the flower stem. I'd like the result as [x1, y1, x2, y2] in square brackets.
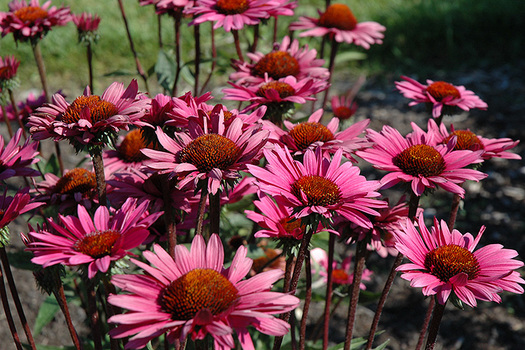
[424, 299, 446, 350]
[86, 279, 102, 350]
[31, 42, 49, 101]
[0, 264, 23, 350]
[195, 189, 208, 237]
[447, 193, 462, 230]
[116, 0, 149, 92]
[1, 104, 14, 138]
[343, 238, 367, 350]
[200, 24, 216, 95]
[53, 283, 83, 350]
[194, 24, 201, 96]
[157, 14, 163, 49]
[232, 30, 244, 62]
[366, 192, 420, 349]
[415, 297, 435, 350]
[8, 89, 27, 139]
[250, 24, 259, 53]
[299, 251, 312, 350]
[171, 13, 182, 97]
[273, 17, 279, 43]
[0, 247, 36, 349]
[209, 192, 221, 238]
[322, 232, 336, 349]
[321, 38, 339, 110]
[87, 42, 94, 94]
[164, 203, 178, 258]
[91, 150, 107, 207]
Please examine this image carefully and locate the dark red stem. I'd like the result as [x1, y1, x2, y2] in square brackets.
[322, 233, 336, 349]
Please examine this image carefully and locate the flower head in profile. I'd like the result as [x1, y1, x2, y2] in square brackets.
[186, 0, 277, 32]
[395, 76, 488, 118]
[356, 125, 487, 198]
[331, 94, 358, 120]
[290, 3, 385, 48]
[72, 12, 100, 44]
[0, 187, 42, 230]
[0, 128, 40, 180]
[28, 80, 148, 153]
[26, 198, 162, 279]
[0, 55, 20, 91]
[247, 146, 386, 228]
[394, 215, 525, 307]
[310, 247, 372, 288]
[107, 234, 299, 349]
[102, 129, 153, 176]
[230, 36, 328, 86]
[0, 0, 71, 43]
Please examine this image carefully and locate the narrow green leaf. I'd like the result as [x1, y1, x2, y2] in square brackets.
[155, 50, 175, 92]
[6, 251, 38, 271]
[34, 295, 60, 336]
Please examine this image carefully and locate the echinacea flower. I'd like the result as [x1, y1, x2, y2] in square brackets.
[0, 0, 71, 43]
[0, 55, 20, 88]
[289, 3, 385, 49]
[310, 247, 372, 288]
[0, 187, 42, 229]
[72, 12, 100, 44]
[142, 111, 269, 194]
[186, 0, 277, 32]
[356, 125, 487, 197]
[0, 128, 40, 180]
[26, 198, 163, 279]
[247, 145, 386, 228]
[230, 36, 328, 86]
[331, 94, 357, 120]
[102, 129, 153, 175]
[28, 80, 148, 152]
[395, 76, 488, 119]
[107, 234, 300, 349]
[394, 215, 525, 307]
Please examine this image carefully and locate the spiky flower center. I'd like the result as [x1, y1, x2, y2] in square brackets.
[291, 175, 341, 207]
[252, 249, 282, 274]
[319, 4, 357, 31]
[333, 106, 354, 120]
[179, 134, 242, 173]
[443, 130, 484, 151]
[61, 95, 119, 124]
[426, 81, 461, 101]
[161, 268, 239, 320]
[256, 82, 296, 99]
[253, 52, 300, 80]
[332, 269, 349, 282]
[73, 230, 121, 259]
[424, 244, 480, 282]
[54, 168, 97, 195]
[216, 0, 249, 15]
[118, 129, 149, 163]
[393, 144, 446, 177]
[289, 122, 334, 150]
[279, 216, 304, 234]
[14, 6, 48, 23]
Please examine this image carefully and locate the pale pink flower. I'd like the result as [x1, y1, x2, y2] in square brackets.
[394, 215, 525, 307]
[230, 36, 328, 86]
[107, 234, 300, 349]
[290, 3, 385, 49]
[356, 125, 487, 198]
[0, 128, 40, 180]
[0, 0, 71, 43]
[395, 76, 488, 118]
[247, 146, 386, 228]
[310, 247, 372, 288]
[26, 198, 162, 279]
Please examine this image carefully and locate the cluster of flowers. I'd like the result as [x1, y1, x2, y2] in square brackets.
[0, 0, 523, 349]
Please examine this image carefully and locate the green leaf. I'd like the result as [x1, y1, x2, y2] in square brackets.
[6, 251, 38, 271]
[373, 338, 391, 350]
[103, 69, 135, 77]
[155, 50, 176, 92]
[44, 154, 60, 176]
[33, 295, 60, 336]
[335, 50, 368, 63]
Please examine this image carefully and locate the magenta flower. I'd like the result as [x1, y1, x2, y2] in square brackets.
[0, 128, 40, 180]
[356, 125, 487, 197]
[102, 129, 153, 176]
[72, 12, 100, 33]
[310, 247, 372, 288]
[28, 80, 148, 150]
[0, 55, 20, 83]
[394, 215, 525, 307]
[142, 111, 269, 194]
[0, 0, 71, 43]
[107, 234, 300, 349]
[0, 187, 43, 229]
[230, 36, 328, 86]
[426, 118, 521, 160]
[247, 146, 386, 228]
[290, 3, 385, 49]
[331, 94, 358, 120]
[26, 198, 162, 279]
[187, 0, 277, 32]
[395, 76, 488, 118]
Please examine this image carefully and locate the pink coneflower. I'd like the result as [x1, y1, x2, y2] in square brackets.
[0, 128, 40, 180]
[0, 0, 71, 43]
[32, 167, 98, 212]
[289, 3, 385, 49]
[395, 76, 488, 118]
[0, 55, 20, 84]
[160, 91, 214, 129]
[426, 118, 521, 160]
[107, 234, 300, 349]
[331, 94, 357, 120]
[28, 80, 148, 151]
[26, 198, 162, 279]
[230, 36, 328, 86]
[310, 247, 372, 288]
[250, 247, 287, 276]
[247, 146, 386, 228]
[186, 0, 277, 32]
[267, 0, 296, 18]
[394, 215, 525, 307]
[356, 125, 487, 198]
[275, 108, 370, 157]
[16, 90, 47, 124]
[102, 129, 153, 175]
[143, 110, 269, 195]
[0, 187, 42, 229]
[72, 12, 100, 43]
